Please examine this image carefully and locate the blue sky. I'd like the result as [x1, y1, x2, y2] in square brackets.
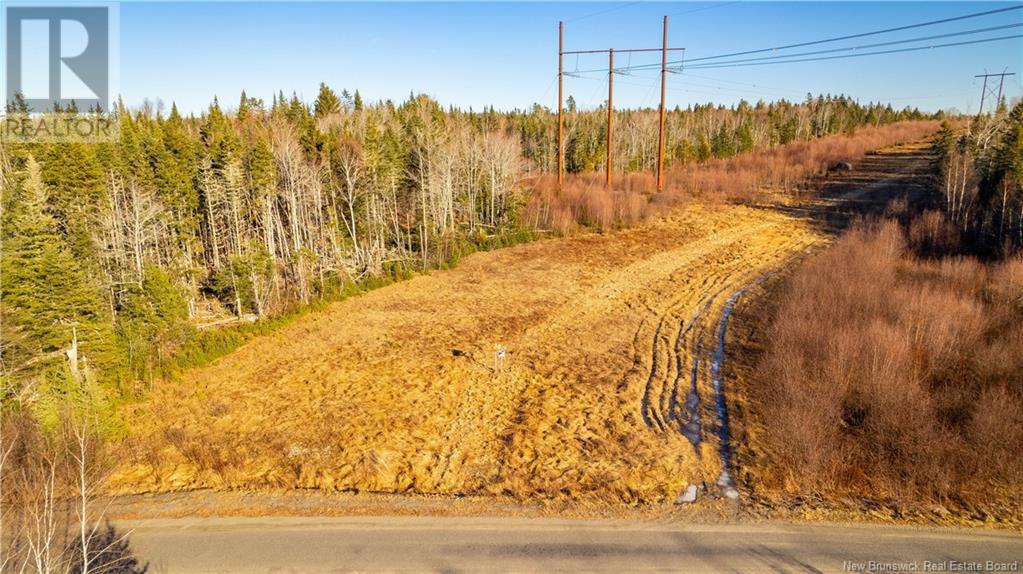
[119, 1, 1023, 115]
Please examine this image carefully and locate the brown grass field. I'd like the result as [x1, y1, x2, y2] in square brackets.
[110, 133, 952, 515]
[111, 200, 825, 504]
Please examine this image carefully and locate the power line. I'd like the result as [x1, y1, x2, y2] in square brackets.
[668, 1, 740, 18]
[564, 1, 642, 23]
[598, 23, 1023, 73]
[976, 70, 1016, 114]
[678, 23, 1022, 68]
[677, 72, 807, 97]
[676, 79, 802, 99]
[682, 34, 1023, 70]
[557, 16, 677, 190]
[681, 4, 1022, 64]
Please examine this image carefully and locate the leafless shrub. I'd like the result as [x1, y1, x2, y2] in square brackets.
[909, 210, 961, 257]
[0, 408, 146, 573]
[527, 121, 938, 231]
[751, 218, 1023, 510]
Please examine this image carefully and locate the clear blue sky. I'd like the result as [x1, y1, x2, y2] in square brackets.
[119, 1, 1023, 115]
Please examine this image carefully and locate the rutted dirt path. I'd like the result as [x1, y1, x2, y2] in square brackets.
[112, 145, 931, 505]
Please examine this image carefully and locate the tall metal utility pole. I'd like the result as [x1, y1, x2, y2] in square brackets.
[557, 17, 683, 190]
[975, 71, 1015, 115]
[607, 48, 614, 187]
[558, 21, 565, 189]
[656, 16, 668, 192]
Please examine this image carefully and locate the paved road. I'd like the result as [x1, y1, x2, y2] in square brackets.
[120, 516, 1022, 573]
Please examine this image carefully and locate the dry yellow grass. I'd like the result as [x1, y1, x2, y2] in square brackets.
[111, 202, 824, 504]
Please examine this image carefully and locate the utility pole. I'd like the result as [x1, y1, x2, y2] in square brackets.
[656, 15, 668, 192]
[557, 17, 683, 191]
[607, 48, 614, 187]
[558, 21, 565, 189]
[975, 71, 1015, 115]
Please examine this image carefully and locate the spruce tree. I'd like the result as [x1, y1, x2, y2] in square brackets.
[36, 141, 104, 262]
[238, 90, 251, 121]
[1, 155, 119, 379]
[314, 83, 341, 118]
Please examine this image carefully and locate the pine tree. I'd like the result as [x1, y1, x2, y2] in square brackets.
[238, 90, 251, 121]
[6, 91, 29, 113]
[36, 140, 105, 262]
[695, 132, 712, 162]
[314, 83, 341, 118]
[935, 121, 956, 158]
[1, 156, 119, 379]
[712, 125, 735, 158]
[736, 122, 755, 153]
[153, 104, 200, 246]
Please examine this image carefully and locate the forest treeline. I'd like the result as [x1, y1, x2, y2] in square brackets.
[0, 84, 929, 398]
[935, 100, 1023, 254]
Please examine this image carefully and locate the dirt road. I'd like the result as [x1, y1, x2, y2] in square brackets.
[121, 516, 1022, 573]
[113, 144, 932, 505]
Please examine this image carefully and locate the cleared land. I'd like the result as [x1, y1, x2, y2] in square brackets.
[112, 144, 934, 506]
[113, 199, 822, 503]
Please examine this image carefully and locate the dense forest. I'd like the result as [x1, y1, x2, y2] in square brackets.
[0, 85, 930, 401]
[935, 100, 1023, 254]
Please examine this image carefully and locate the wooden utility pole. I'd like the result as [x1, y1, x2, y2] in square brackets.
[557, 17, 682, 191]
[607, 48, 614, 187]
[558, 21, 565, 189]
[656, 16, 668, 192]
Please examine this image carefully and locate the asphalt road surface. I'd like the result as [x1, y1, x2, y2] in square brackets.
[120, 516, 1022, 573]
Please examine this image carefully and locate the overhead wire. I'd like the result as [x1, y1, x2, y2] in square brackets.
[605, 22, 1023, 73]
[557, 5, 1020, 133]
[669, 1, 741, 18]
[564, 1, 643, 23]
[682, 34, 1023, 70]
[681, 4, 1022, 64]
[677, 72, 807, 97]
[678, 23, 1023, 68]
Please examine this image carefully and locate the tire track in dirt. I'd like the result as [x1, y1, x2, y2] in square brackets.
[631, 227, 817, 434]
[669, 283, 729, 444]
[517, 222, 777, 351]
[606, 223, 779, 432]
[708, 276, 769, 498]
[630, 150, 937, 495]
[114, 204, 824, 501]
[621, 221, 821, 500]
[643, 272, 731, 432]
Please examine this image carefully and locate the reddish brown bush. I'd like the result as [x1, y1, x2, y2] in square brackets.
[909, 210, 961, 257]
[526, 121, 939, 232]
[751, 217, 1023, 511]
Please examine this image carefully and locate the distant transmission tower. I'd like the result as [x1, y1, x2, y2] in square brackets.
[975, 70, 1015, 115]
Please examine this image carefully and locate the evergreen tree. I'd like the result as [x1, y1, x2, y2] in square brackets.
[712, 124, 736, 158]
[314, 83, 342, 118]
[6, 91, 29, 113]
[1, 156, 119, 379]
[36, 141, 105, 262]
[737, 122, 755, 153]
[238, 90, 252, 121]
[695, 132, 712, 162]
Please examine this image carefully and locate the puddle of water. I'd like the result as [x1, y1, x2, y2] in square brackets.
[679, 345, 702, 446]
